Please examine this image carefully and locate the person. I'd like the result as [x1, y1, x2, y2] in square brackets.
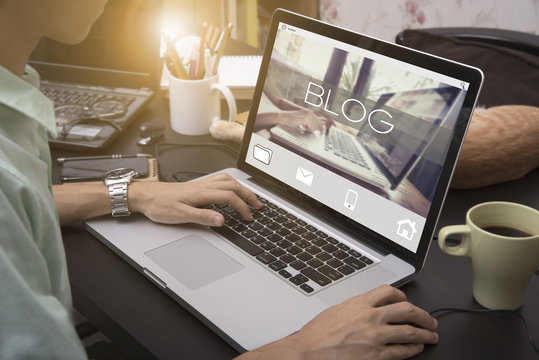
[254, 76, 331, 134]
[0, 0, 438, 359]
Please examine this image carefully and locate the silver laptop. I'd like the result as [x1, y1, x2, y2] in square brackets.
[86, 9, 483, 352]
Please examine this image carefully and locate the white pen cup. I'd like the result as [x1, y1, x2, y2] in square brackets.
[168, 74, 236, 136]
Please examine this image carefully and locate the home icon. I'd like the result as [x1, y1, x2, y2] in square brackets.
[396, 219, 417, 241]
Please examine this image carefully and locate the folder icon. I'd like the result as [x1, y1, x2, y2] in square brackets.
[296, 167, 313, 186]
[253, 144, 273, 165]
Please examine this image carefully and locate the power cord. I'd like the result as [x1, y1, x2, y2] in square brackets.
[429, 307, 539, 356]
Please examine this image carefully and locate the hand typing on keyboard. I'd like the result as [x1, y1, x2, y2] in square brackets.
[125, 173, 262, 226]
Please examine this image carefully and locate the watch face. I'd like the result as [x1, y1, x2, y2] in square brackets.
[105, 167, 138, 179]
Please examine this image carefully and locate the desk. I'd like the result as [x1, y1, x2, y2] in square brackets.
[55, 91, 539, 360]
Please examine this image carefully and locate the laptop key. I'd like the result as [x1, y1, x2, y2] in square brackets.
[280, 254, 296, 264]
[316, 252, 332, 262]
[269, 260, 287, 271]
[270, 248, 286, 257]
[300, 284, 314, 293]
[279, 269, 292, 278]
[257, 228, 272, 237]
[212, 226, 264, 256]
[338, 264, 355, 275]
[321, 244, 338, 253]
[306, 258, 324, 268]
[260, 241, 276, 251]
[286, 245, 302, 256]
[333, 250, 348, 259]
[305, 245, 322, 255]
[285, 233, 301, 242]
[289, 274, 308, 286]
[296, 252, 313, 262]
[343, 256, 366, 270]
[256, 252, 277, 265]
[318, 265, 344, 281]
[360, 256, 374, 265]
[290, 260, 307, 271]
[301, 267, 332, 286]
[326, 258, 343, 269]
[348, 249, 362, 258]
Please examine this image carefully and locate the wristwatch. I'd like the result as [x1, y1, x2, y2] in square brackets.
[103, 168, 138, 217]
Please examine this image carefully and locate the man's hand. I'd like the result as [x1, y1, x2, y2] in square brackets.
[238, 285, 438, 360]
[129, 173, 262, 226]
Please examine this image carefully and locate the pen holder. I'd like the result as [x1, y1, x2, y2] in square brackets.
[168, 74, 237, 136]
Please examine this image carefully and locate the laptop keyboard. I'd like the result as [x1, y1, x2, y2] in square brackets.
[210, 196, 376, 295]
[41, 85, 136, 111]
[325, 128, 370, 169]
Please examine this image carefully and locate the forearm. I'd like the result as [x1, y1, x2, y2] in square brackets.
[53, 183, 111, 226]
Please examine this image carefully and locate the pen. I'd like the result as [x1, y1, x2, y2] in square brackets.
[212, 22, 233, 75]
[162, 32, 189, 79]
[208, 26, 221, 54]
[205, 23, 215, 49]
[57, 153, 152, 165]
[188, 44, 198, 80]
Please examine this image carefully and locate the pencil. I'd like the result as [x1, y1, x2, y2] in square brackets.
[162, 32, 188, 79]
[197, 21, 208, 79]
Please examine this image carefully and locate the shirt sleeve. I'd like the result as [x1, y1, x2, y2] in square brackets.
[0, 170, 87, 360]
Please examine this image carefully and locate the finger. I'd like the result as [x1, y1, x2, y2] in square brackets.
[376, 324, 438, 346]
[362, 284, 408, 307]
[380, 301, 438, 331]
[196, 188, 254, 221]
[204, 174, 262, 209]
[175, 205, 224, 227]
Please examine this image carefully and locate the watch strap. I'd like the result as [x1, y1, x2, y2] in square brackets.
[108, 181, 130, 217]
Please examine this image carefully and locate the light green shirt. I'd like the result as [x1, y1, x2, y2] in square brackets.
[0, 65, 86, 359]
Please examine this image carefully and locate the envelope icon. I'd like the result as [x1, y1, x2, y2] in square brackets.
[296, 167, 313, 186]
[253, 144, 273, 165]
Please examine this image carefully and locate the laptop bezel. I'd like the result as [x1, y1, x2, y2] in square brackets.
[237, 8, 483, 270]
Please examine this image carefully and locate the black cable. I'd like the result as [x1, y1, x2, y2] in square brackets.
[429, 307, 539, 356]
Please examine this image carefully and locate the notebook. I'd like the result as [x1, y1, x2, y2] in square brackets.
[29, 0, 163, 150]
[86, 9, 483, 352]
[160, 55, 262, 100]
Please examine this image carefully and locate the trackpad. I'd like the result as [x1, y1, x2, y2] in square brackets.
[145, 234, 244, 290]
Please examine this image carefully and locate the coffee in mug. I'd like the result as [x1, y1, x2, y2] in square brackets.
[438, 201, 539, 310]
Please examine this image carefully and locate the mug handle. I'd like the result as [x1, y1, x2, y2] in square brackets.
[438, 225, 472, 257]
[210, 83, 237, 123]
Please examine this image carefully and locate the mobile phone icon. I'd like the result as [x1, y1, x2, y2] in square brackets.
[344, 189, 358, 211]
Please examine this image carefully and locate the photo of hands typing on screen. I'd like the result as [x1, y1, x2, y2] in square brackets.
[252, 28, 465, 217]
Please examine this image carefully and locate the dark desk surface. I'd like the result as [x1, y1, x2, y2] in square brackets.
[56, 91, 539, 360]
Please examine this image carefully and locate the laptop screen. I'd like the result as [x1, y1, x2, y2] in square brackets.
[241, 13, 481, 261]
[29, 0, 162, 89]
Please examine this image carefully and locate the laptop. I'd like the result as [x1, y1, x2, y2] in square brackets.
[29, 0, 163, 150]
[86, 9, 483, 352]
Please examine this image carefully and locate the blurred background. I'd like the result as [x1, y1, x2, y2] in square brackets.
[162, 0, 538, 47]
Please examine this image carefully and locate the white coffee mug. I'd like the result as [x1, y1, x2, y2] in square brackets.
[169, 74, 237, 135]
[438, 201, 539, 310]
